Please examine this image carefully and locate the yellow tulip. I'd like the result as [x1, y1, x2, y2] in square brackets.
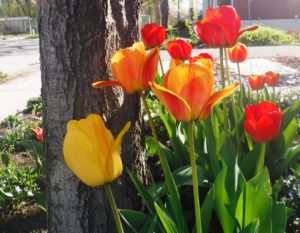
[63, 114, 130, 187]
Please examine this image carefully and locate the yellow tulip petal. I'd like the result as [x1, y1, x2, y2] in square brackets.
[150, 82, 192, 121]
[106, 122, 131, 182]
[63, 128, 105, 186]
[199, 82, 239, 120]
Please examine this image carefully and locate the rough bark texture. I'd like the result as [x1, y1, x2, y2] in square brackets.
[38, 0, 145, 232]
[160, 0, 168, 28]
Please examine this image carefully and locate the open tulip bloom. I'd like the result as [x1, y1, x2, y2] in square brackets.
[92, 42, 159, 93]
[193, 5, 258, 48]
[150, 58, 238, 121]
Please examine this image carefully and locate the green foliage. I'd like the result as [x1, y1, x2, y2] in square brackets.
[0, 0, 37, 18]
[25, 33, 39, 39]
[0, 162, 39, 208]
[0, 71, 9, 82]
[238, 26, 295, 46]
[24, 96, 42, 115]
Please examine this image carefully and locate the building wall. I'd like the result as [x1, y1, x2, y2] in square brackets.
[234, 0, 300, 20]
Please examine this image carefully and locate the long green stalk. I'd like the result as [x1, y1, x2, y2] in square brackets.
[140, 91, 186, 231]
[255, 142, 267, 175]
[104, 184, 124, 233]
[188, 122, 202, 233]
[219, 47, 228, 134]
[159, 55, 165, 77]
[237, 62, 243, 103]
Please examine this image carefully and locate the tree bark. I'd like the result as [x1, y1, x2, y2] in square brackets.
[160, 0, 169, 28]
[153, 0, 162, 24]
[38, 0, 145, 232]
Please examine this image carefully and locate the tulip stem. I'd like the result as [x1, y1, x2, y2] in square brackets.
[255, 142, 267, 175]
[140, 91, 186, 231]
[237, 62, 243, 103]
[256, 90, 259, 103]
[188, 121, 203, 233]
[219, 47, 228, 134]
[224, 48, 240, 149]
[159, 55, 165, 77]
[104, 184, 124, 233]
[272, 86, 276, 103]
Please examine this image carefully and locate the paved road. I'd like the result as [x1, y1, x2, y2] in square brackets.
[0, 37, 40, 121]
[0, 37, 300, 121]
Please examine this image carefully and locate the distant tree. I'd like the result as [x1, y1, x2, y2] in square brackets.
[153, 0, 163, 24]
[0, 0, 37, 17]
[220, 0, 231, 5]
[161, 0, 169, 27]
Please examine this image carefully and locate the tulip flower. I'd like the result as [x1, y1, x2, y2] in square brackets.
[141, 23, 166, 48]
[244, 101, 282, 142]
[189, 52, 214, 63]
[228, 42, 248, 63]
[167, 39, 192, 60]
[150, 59, 238, 121]
[248, 75, 265, 90]
[92, 42, 159, 94]
[32, 127, 43, 142]
[193, 5, 258, 47]
[63, 114, 130, 187]
[265, 71, 280, 87]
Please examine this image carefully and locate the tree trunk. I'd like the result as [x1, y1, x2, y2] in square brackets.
[160, 0, 169, 28]
[38, 0, 146, 232]
[153, 0, 162, 24]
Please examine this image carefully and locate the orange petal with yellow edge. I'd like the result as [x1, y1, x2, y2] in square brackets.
[92, 80, 123, 89]
[199, 82, 239, 120]
[150, 82, 192, 121]
[141, 47, 159, 88]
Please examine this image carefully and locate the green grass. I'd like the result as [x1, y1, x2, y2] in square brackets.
[25, 34, 39, 39]
[239, 26, 295, 46]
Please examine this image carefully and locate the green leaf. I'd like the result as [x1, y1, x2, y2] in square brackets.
[235, 169, 272, 233]
[201, 185, 215, 233]
[239, 219, 260, 233]
[271, 202, 287, 233]
[0, 188, 13, 201]
[280, 98, 300, 131]
[127, 169, 156, 214]
[154, 203, 178, 233]
[240, 143, 263, 179]
[120, 210, 156, 233]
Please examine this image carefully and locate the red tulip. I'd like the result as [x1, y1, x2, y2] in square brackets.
[228, 43, 248, 63]
[193, 5, 258, 47]
[244, 102, 282, 142]
[141, 23, 166, 48]
[167, 39, 192, 60]
[248, 75, 265, 90]
[33, 127, 43, 142]
[265, 71, 279, 87]
[189, 53, 214, 63]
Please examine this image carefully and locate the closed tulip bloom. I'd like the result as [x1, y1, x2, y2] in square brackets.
[248, 75, 265, 90]
[32, 127, 43, 142]
[92, 42, 159, 93]
[167, 39, 192, 60]
[244, 102, 282, 142]
[150, 59, 238, 121]
[265, 71, 280, 87]
[141, 23, 166, 48]
[193, 5, 258, 47]
[228, 43, 248, 63]
[63, 114, 130, 187]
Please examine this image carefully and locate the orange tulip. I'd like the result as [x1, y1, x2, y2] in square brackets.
[189, 52, 214, 64]
[92, 42, 159, 93]
[193, 5, 258, 47]
[150, 59, 238, 121]
[265, 71, 279, 87]
[228, 43, 248, 63]
[248, 75, 265, 90]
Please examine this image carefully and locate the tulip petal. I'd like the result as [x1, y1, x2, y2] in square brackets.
[141, 47, 159, 88]
[92, 80, 123, 89]
[199, 82, 238, 120]
[150, 82, 192, 121]
[63, 128, 105, 186]
[107, 122, 131, 182]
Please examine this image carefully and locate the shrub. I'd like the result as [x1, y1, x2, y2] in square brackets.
[239, 26, 295, 46]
